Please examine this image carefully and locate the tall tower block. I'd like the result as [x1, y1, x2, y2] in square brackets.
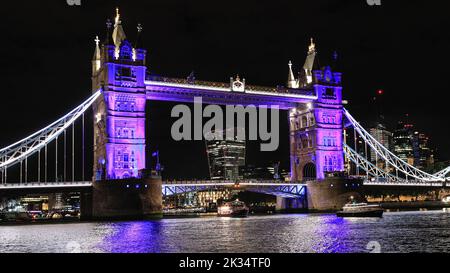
[289, 40, 344, 181]
[91, 9, 147, 180]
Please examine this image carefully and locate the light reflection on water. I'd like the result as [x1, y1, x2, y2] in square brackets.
[1, 211, 450, 253]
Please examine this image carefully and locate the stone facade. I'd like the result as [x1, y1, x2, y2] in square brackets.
[290, 66, 344, 181]
[92, 29, 147, 180]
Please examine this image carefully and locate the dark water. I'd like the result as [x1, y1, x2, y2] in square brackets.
[1, 211, 450, 253]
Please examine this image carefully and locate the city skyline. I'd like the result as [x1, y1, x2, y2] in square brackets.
[2, 1, 450, 259]
[1, 1, 449, 169]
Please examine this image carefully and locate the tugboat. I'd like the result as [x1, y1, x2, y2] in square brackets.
[217, 200, 249, 218]
[337, 202, 384, 218]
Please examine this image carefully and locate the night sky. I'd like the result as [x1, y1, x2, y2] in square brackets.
[1, 0, 449, 180]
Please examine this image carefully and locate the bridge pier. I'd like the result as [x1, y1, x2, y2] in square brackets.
[306, 175, 365, 212]
[275, 196, 306, 212]
[90, 174, 162, 220]
[80, 191, 93, 220]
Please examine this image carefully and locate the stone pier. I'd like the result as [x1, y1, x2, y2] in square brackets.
[89, 175, 162, 220]
[307, 175, 365, 212]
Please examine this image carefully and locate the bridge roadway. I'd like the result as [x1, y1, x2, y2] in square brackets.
[0, 180, 307, 198]
[0, 179, 447, 197]
[144, 76, 317, 110]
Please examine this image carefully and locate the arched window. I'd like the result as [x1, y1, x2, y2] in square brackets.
[303, 163, 316, 180]
[302, 116, 308, 128]
[302, 137, 308, 149]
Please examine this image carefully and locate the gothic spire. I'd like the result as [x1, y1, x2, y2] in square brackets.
[134, 23, 143, 49]
[93, 35, 101, 60]
[287, 61, 299, 88]
[112, 7, 126, 47]
[105, 18, 112, 45]
[303, 38, 318, 84]
[92, 36, 102, 73]
[331, 50, 341, 72]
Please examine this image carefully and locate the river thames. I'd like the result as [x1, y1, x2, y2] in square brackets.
[1, 211, 450, 253]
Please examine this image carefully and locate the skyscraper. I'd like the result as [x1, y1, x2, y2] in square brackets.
[417, 132, 434, 170]
[393, 120, 415, 165]
[393, 116, 434, 170]
[369, 123, 393, 162]
[205, 128, 246, 180]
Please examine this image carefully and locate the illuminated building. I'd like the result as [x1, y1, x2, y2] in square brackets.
[240, 164, 287, 180]
[393, 120, 415, 165]
[205, 128, 246, 180]
[393, 117, 434, 170]
[370, 123, 393, 162]
[288, 39, 344, 181]
[417, 132, 434, 170]
[92, 8, 147, 180]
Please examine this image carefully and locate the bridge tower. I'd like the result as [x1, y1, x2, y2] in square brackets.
[91, 9, 147, 180]
[289, 40, 344, 181]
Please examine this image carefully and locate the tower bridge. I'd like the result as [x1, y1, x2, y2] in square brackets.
[1, 8, 449, 218]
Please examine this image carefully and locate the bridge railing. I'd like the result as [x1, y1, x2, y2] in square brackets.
[163, 179, 305, 185]
[0, 181, 92, 189]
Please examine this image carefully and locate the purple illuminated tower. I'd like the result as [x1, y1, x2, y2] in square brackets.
[289, 40, 344, 181]
[91, 9, 147, 180]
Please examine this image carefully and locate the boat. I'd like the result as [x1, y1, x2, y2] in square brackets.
[337, 202, 383, 218]
[217, 200, 249, 217]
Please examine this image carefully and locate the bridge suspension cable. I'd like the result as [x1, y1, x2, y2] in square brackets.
[343, 144, 406, 183]
[434, 166, 450, 181]
[0, 90, 101, 179]
[343, 108, 442, 182]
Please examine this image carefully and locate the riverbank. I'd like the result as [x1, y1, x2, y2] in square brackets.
[2, 202, 450, 225]
[379, 201, 450, 211]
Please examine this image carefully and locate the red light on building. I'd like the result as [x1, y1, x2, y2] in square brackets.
[377, 89, 384, 95]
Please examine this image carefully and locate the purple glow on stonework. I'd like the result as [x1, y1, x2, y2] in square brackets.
[102, 70, 147, 179]
[100, 51, 344, 181]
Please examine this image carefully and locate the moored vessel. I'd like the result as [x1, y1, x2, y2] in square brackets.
[217, 200, 249, 217]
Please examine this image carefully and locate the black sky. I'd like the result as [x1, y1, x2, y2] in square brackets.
[1, 0, 449, 179]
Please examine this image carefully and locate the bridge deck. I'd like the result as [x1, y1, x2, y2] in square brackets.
[144, 76, 317, 109]
[0, 182, 92, 190]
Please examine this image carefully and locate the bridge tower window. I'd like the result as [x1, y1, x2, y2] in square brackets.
[302, 116, 308, 128]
